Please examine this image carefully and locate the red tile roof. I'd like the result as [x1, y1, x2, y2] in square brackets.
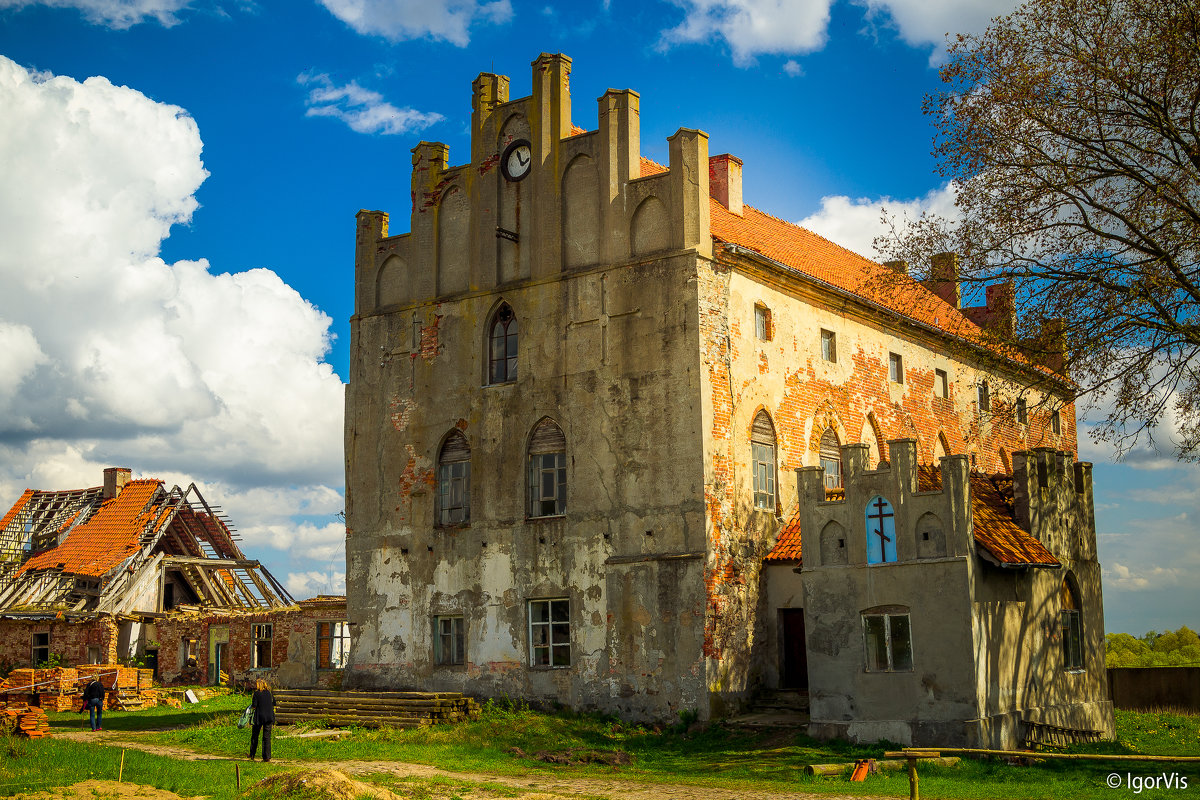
[0, 489, 33, 538]
[765, 512, 803, 563]
[18, 480, 163, 578]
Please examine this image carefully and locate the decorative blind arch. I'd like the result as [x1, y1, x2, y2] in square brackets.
[819, 427, 842, 489]
[751, 411, 777, 510]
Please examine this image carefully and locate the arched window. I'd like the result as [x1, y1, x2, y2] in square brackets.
[528, 419, 566, 517]
[865, 495, 897, 564]
[820, 428, 842, 489]
[488, 303, 518, 384]
[751, 411, 777, 511]
[437, 431, 471, 526]
[1061, 577, 1084, 670]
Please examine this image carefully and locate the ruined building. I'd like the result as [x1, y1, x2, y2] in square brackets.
[344, 53, 1113, 747]
[0, 468, 349, 689]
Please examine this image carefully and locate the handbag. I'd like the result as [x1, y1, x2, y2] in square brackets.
[237, 705, 253, 729]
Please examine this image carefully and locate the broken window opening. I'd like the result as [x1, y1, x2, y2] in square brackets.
[32, 632, 50, 666]
[488, 303, 518, 384]
[978, 381, 991, 413]
[1016, 397, 1028, 425]
[252, 623, 273, 669]
[317, 621, 351, 669]
[528, 598, 571, 667]
[182, 637, 199, 668]
[435, 616, 465, 666]
[1051, 409, 1062, 434]
[862, 612, 913, 672]
[819, 427, 842, 489]
[935, 368, 949, 399]
[1061, 578, 1084, 671]
[528, 419, 567, 518]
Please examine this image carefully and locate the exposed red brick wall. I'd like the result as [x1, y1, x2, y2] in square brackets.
[0, 616, 117, 668]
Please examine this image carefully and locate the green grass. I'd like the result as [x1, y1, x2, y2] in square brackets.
[17, 698, 1200, 799]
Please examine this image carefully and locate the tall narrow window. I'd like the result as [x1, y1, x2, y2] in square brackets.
[888, 352, 904, 383]
[751, 410, 777, 510]
[1016, 397, 1028, 425]
[528, 419, 567, 517]
[821, 329, 837, 363]
[1051, 409, 1062, 434]
[529, 598, 571, 666]
[1061, 578, 1083, 670]
[435, 616, 465, 666]
[819, 427, 842, 489]
[488, 303, 518, 384]
[438, 430, 471, 526]
[865, 495, 898, 564]
[862, 611, 913, 672]
[754, 304, 771, 340]
[317, 621, 351, 669]
[978, 381, 991, 412]
[32, 632, 49, 666]
[252, 623, 272, 668]
[935, 368, 949, 399]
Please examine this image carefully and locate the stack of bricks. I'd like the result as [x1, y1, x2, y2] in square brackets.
[0, 704, 51, 738]
[75, 665, 158, 711]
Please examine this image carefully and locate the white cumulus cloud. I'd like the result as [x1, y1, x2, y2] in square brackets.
[661, 0, 833, 65]
[0, 0, 193, 28]
[797, 182, 959, 260]
[859, 0, 1022, 57]
[0, 56, 345, 597]
[317, 0, 513, 46]
[298, 73, 443, 136]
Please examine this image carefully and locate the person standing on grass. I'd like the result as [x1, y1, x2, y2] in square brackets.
[249, 678, 276, 762]
[82, 678, 105, 731]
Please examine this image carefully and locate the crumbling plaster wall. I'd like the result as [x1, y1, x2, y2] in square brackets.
[698, 257, 1077, 717]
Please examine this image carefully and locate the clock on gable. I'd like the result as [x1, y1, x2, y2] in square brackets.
[501, 140, 533, 181]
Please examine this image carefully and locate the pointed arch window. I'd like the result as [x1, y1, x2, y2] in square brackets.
[751, 411, 777, 511]
[438, 431, 471, 526]
[819, 428, 842, 489]
[488, 303, 518, 384]
[1061, 577, 1084, 670]
[528, 419, 566, 518]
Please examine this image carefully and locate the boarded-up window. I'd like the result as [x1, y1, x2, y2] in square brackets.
[751, 411, 776, 510]
[529, 420, 567, 517]
[819, 428, 842, 489]
[438, 431, 471, 526]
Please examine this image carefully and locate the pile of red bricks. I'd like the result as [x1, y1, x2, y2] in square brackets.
[0, 704, 51, 738]
[1, 665, 159, 712]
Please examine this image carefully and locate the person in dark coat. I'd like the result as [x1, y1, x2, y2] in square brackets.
[249, 678, 276, 761]
[82, 678, 105, 731]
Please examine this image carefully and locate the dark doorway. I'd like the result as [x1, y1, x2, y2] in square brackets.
[780, 609, 809, 690]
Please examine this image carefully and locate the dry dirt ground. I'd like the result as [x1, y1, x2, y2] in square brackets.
[37, 730, 884, 800]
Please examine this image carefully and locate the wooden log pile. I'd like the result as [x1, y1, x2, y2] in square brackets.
[0, 704, 52, 739]
[275, 689, 482, 729]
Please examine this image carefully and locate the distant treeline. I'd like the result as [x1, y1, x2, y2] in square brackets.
[1106, 626, 1200, 667]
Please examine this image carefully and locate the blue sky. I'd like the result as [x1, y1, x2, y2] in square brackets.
[0, 0, 1193, 635]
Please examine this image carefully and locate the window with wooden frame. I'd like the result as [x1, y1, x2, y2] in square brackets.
[862, 610, 913, 672]
[978, 381, 991, 412]
[488, 303, 518, 384]
[1061, 578, 1084, 671]
[820, 329, 837, 363]
[754, 304, 772, 341]
[819, 427, 842, 489]
[935, 368, 949, 399]
[528, 598, 571, 667]
[1051, 409, 1062, 434]
[1016, 397, 1028, 425]
[437, 431, 471, 526]
[888, 352, 904, 383]
[317, 621, 351, 669]
[751, 411, 777, 510]
[528, 419, 567, 518]
[252, 623, 272, 668]
[435, 616, 465, 666]
[32, 632, 49, 666]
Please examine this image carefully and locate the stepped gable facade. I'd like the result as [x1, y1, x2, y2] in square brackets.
[344, 53, 1111, 747]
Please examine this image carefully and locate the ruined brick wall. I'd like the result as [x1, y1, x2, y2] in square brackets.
[0, 616, 118, 668]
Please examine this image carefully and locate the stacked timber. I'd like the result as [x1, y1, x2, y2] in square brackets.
[275, 689, 482, 729]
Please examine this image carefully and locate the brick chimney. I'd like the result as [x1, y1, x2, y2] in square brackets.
[103, 467, 131, 499]
[709, 153, 743, 216]
[928, 252, 961, 308]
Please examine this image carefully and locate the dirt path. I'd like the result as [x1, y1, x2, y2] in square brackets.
[54, 731, 884, 800]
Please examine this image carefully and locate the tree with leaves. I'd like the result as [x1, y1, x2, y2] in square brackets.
[877, 0, 1200, 459]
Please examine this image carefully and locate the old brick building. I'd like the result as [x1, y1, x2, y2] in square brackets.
[0, 469, 348, 689]
[344, 53, 1112, 747]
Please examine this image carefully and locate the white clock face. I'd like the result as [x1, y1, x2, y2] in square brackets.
[503, 141, 532, 181]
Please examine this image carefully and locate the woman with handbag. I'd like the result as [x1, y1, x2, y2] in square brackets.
[248, 679, 276, 762]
